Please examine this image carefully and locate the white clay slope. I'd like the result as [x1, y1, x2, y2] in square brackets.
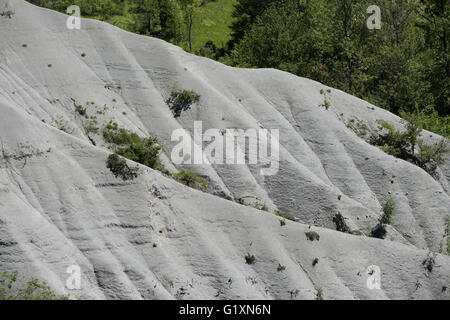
[0, 0, 449, 299]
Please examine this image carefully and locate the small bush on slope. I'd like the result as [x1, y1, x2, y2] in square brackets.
[173, 170, 208, 192]
[380, 198, 396, 225]
[103, 122, 209, 191]
[0, 271, 68, 300]
[106, 154, 139, 181]
[103, 122, 161, 169]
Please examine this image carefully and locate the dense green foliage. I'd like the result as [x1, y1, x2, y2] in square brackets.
[0, 271, 68, 300]
[230, 0, 449, 121]
[27, 0, 232, 52]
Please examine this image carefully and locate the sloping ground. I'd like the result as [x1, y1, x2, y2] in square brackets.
[0, 0, 449, 299]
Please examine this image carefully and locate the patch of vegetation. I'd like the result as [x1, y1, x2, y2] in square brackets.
[106, 153, 139, 181]
[319, 89, 331, 110]
[75, 105, 87, 116]
[191, 0, 237, 54]
[274, 210, 295, 221]
[305, 231, 320, 242]
[167, 89, 200, 117]
[401, 109, 450, 139]
[371, 198, 396, 239]
[245, 253, 256, 265]
[380, 198, 396, 225]
[312, 257, 319, 266]
[350, 230, 363, 236]
[315, 287, 324, 300]
[0, 270, 68, 300]
[50, 116, 73, 134]
[277, 264, 286, 272]
[279, 219, 286, 226]
[103, 122, 161, 169]
[422, 253, 437, 273]
[332, 212, 351, 233]
[447, 218, 450, 256]
[372, 118, 449, 175]
[344, 116, 370, 139]
[173, 170, 208, 192]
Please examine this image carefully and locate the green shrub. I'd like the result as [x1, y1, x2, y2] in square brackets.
[380, 198, 396, 225]
[106, 154, 138, 181]
[75, 105, 87, 116]
[445, 217, 450, 256]
[83, 119, 99, 135]
[277, 264, 286, 272]
[333, 212, 351, 233]
[167, 89, 200, 117]
[315, 288, 324, 300]
[103, 123, 161, 169]
[173, 170, 208, 191]
[305, 231, 320, 241]
[245, 253, 256, 265]
[0, 271, 68, 300]
[312, 257, 319, 266]
[279, 219, 286, 226]
[372, 118, 449, 175]
[274, 210, 295, 221]
[423, 253, 436, 273]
